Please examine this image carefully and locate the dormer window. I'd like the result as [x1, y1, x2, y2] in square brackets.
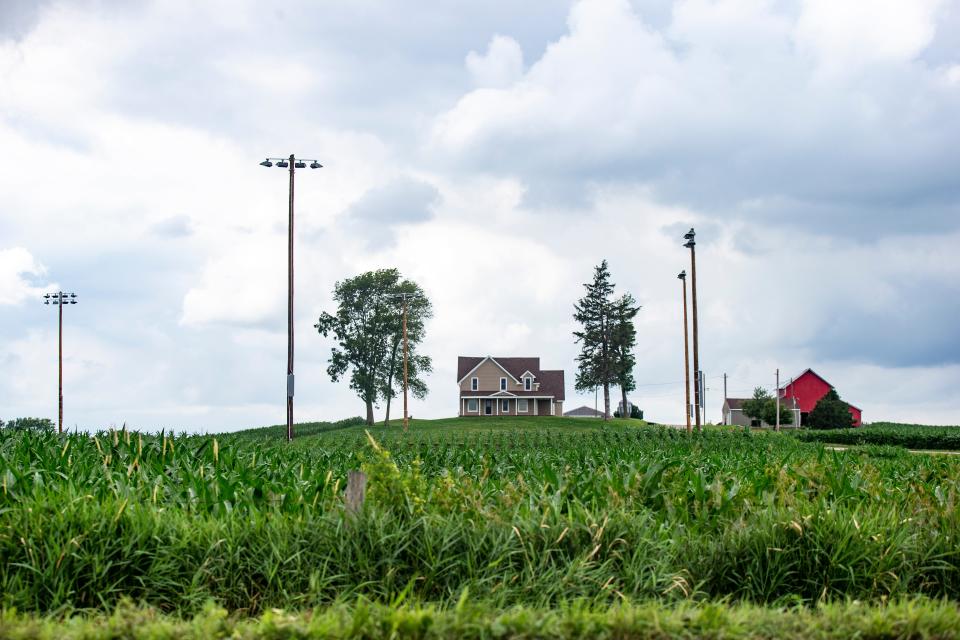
[500, 377, 507, 391]
[524, 377, 532, 391]
[471, 377, 478, 391]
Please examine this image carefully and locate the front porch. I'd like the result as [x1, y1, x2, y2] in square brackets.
[459, 395, 556, 417]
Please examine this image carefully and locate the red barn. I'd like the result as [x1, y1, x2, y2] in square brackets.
[779, 369, 862, 427]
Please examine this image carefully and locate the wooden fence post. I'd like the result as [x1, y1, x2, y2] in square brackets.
[345, 470, 367, 515]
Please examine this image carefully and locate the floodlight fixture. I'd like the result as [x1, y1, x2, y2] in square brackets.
[677, 270, 686, 280]
[259, 153, 324, 442]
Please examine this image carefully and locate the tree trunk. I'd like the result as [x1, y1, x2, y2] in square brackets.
[365, 398, 375, 426]
[621, 385, 628, 420]
[603, 383, 611, 421]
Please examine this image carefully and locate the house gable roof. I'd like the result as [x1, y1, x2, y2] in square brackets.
[457, 356, 520, 384]
[538, 369, 565, 401]
[457, 356, 540, 383]
[457, 356, 564, 400]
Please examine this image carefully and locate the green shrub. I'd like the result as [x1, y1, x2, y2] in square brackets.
[808, 390, 855, 430]
[2, 417, 55, 433]
[795, 423, 960, 450]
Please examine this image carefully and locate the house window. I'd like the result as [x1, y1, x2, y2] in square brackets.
[500, 378, 507, 391]
[501, 399, 510, 413]
[467, 399, 478, 412]
[471, 377, 478, 391]
[518, 399, 528, 413]
[524, 377, 532, 391]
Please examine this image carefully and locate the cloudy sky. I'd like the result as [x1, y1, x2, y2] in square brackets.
[2, 0, 959, 431]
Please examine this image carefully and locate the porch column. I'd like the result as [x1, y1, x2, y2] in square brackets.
[534, 398, 538, 415]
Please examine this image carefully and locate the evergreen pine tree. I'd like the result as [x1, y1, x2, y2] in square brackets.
[573, 261, 618, 420]
[611, 292, 640, 421]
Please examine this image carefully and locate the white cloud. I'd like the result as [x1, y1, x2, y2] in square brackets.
[796, 0, 946, 73]
[1, 0, 958, 430]
[466, 35, 525, 88]
[0, 248, 50, 305]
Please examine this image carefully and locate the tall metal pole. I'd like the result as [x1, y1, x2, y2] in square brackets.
[402, 298, 410, 432]
[685, 229, 702, 433]
[58, 291, 63, 434]
[287, 153, 295, 443]
[723, 373, 728, 425]
[261, 155, 320, 442]
[775, 368, 780, 432]
[679, 271, 691, 435]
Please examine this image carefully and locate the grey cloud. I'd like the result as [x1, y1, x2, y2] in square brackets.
[429, 2, 960, 239]
[0, 0, 51, 40]
[102, 1, 573, 143]
[344, 177, 439, 247]
[811, 278, 960, 368]
[150, 215, 192, 238]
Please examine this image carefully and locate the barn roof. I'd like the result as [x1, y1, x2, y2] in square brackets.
[725, 398, 747, 410]
[781, 368, 833, 390]
[564, 405, 604, 417]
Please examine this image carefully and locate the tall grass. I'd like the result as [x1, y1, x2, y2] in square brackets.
[1, 424, 958, 613]
[4, 598, 960, 639]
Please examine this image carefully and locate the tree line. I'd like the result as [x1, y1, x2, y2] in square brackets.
[315, 261, 643, 425]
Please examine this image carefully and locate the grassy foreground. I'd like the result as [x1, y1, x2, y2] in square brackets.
[3, 599, 960, 639]
[2, 416, 959, 620]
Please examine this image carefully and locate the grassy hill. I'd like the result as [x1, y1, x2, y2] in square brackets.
[226, 415, 648, 444]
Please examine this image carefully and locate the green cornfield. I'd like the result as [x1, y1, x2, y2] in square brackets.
[1, 418, 959, 620]
[794, 421, 960, 450]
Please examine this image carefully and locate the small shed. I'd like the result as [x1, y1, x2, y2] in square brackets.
[564, 405, 604, 418]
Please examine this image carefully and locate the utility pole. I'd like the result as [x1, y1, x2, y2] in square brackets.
[402, 297, 409, 432]
[683, 228, 701, 432]
[723, 373, 728, 425]
[384, 292, 422, 433]
[260, 155, 322, 442]
[44, 291, 78, 433]
[775, 368, 780, 432]
[678, 271, 691, 435]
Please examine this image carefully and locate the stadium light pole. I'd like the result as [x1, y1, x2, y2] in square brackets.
[260, 154, 323, 442]
[384, 292, 424, 433]
[678, 271, 691, 435]
[43, 291, 78, 434]
[683, 228, 702, 433]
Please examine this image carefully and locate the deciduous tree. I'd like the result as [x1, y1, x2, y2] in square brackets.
[315, 269, 432, 425]
[742, 387, 794, 427]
